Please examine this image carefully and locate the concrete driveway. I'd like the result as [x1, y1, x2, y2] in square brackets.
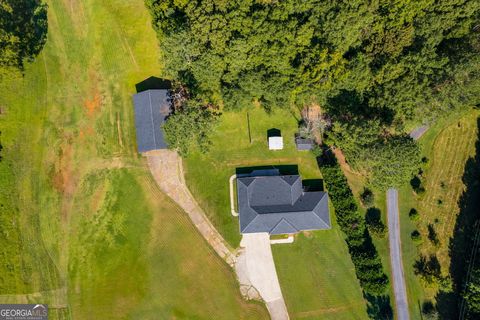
[387, 189, 409, 320]
[239, 233, 289, 320]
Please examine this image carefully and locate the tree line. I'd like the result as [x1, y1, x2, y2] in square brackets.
[320, 151, 389, 296]
[146, 0, 479, 188]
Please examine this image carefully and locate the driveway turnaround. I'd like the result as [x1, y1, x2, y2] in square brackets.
[240, 233, 289, 320]
[387, 188, 409, 320]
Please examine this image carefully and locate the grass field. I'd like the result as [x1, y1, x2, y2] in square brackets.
[0, 0, 267, 318]
[183, 107, 369, 319]
[397, 109, 480, 318]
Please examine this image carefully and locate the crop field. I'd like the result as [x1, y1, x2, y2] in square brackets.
[0, 0, 267, 318]
[183, 107, 369, 319]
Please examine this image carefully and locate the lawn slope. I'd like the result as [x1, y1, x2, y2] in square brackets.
[183, 107, 369, 319]
[0, 0, 267, 318]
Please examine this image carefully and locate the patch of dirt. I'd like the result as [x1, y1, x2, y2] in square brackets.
[301, 104, 322, 121]
[84, 91, 102, 117]
[52, 138, 75, 196]
[332, 148, 354, 173]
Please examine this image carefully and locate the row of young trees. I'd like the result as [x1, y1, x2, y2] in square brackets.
[320, 152, 388, 295]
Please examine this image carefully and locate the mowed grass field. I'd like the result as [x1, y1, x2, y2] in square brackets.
[0, 0, 267, 318]
[183, 107, 369, 319]
[397, 109, 480, 318]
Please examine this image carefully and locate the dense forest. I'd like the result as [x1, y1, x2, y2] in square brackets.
[147, 0, 480, 188]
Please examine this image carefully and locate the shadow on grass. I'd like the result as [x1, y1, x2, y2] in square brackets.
[267, 128, 281, 139]
[302, 179, 324, 191]
[436, 117, 480, 319]
[235, 164, 298, 176]
[135, 76, 172, 93]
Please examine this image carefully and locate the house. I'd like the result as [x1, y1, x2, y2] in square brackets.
[132, 89, 171, 153]
[268, 136, 284, 150]
[295, 137, 314, 151]
[237, 174, 331, 234]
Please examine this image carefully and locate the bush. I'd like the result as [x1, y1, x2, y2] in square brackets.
[365, 208, 386, 238]
[360, 188, 374, 207]
[411, 230, 422, 244]
[414, 255, 443, 286]
[321, 152, 388, 295]
[427, 224, 440, 247]
[422, 301, 439, 320]
[411, 175, 426, 194]
[311, 144, 323, 157]
[409, 208, 420, 221]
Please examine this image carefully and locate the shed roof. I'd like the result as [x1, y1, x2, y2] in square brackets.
[237, 175, 331, 234]
[132, 89, 171, 153]
[268, 136, 284, 150]
[295, 138, 314, 150]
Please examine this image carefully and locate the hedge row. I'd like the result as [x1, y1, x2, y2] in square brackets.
[321, 153, 389, 295]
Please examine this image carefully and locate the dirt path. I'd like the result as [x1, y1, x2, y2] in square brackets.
[146, 150, 236, 266]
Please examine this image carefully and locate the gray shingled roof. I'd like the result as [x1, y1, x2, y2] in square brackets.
[295, 138, 314, 150]
[132, 89, 171, 153]
[237, 175, 331, 234]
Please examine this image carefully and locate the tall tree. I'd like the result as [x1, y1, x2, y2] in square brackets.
[0, 0, 48, 71]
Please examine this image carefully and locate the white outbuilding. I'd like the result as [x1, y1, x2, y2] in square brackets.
[268, 136, 284, 150]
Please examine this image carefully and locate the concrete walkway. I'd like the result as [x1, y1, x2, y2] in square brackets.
[387, 188, 409, 320]
[240, 233, 289, 320]
[146, 150, 236, 266]
[229, 174, 239, 216]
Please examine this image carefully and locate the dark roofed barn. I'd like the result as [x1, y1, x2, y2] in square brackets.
[132, 89, 171, 153]
[237, 175, 331, 234]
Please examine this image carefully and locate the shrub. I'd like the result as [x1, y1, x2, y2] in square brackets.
[427, 224, 440, 246]
[365, 208, 386, 238]
[414, 255, 443, 286]
[411, 230, 422, 244]
[311, 144, 323, 157]
[409, 208, 420, 221]
[360, 188, 374, 207]
[422, 301, 439, 320]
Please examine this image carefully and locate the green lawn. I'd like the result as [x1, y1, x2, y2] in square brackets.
[184, 107, 322, 247]
[339, 109, 480, 319]
[397, 109, 480, 318]
[272, 232, 368, 320]
[183, 107, 369, 319]
[0, 0, 267, 318]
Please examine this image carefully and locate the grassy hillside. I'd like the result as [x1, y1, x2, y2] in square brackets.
[0, 0, 267, 318]
[183, 107, 369, 319]
[398, 109, 480, 318]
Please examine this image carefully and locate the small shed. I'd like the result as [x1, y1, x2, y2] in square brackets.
[295, 137, 314, 151]
[132, 89, 171, 153]
[269, 136, 284, 150]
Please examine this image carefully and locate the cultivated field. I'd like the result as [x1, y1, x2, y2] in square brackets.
[0, 0, 267, 318]
[183, 107, 369, 319]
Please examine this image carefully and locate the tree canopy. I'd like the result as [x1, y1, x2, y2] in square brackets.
[0, 0, 48, 71]
[147, 0, 480, 118]
[146, 0, 479, 186]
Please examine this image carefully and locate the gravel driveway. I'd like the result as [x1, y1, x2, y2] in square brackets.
[387, 188, 409, 320]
